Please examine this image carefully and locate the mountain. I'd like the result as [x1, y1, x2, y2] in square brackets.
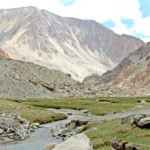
[84, 43, 150, 95]
[0, 57, 133, 98]
[0, 58, 78, 98]
[0, 6, 144, 81]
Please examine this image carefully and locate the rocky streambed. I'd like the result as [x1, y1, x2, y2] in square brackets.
[0, 113, 64, 150]
[0, 108, 94, 150]
[1, 108, 150, 150]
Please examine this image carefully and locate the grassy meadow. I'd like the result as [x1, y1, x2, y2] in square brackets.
[0, 99, 66, 124]
[12, 96, 150, 115]
[86, 119, 150, 150]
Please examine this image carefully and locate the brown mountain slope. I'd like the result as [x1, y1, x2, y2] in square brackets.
[84, 43, 150, 95]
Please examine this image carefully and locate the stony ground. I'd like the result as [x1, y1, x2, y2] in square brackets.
[0, 58, 136, 98]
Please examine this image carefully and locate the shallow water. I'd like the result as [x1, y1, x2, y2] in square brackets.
[0, 120, 65, 150]
[0, 108, 93, 150]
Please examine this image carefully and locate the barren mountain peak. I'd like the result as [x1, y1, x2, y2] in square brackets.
[0, 6, 144, 81]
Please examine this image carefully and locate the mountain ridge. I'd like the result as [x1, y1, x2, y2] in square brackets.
[0, 6, 144, 81]
[84, 43, 150, 95]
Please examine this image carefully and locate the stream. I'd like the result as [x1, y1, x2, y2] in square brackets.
[0, 108, 91, 150]
[0, 120, 64, 150]
[1, 108, 150, 150]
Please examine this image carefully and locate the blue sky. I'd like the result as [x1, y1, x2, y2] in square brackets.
[59, 0, 76, 6]
[58, 0, 150, 42]
[139, 0, 150, 17]
[0, 0, 149, 42]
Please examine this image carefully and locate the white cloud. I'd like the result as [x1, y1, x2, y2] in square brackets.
[0, 0, 149, 42]
[0, 0, 142, 22]
[141, 37, 150, 43]
[111, 18, 133, 35]
[132, 17, 150, 36]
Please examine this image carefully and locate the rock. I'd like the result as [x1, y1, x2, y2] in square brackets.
[137, 117, 150, 128]
[81, 109, 88, 114]
[29, 128, 35, 132]
[125, 143, 139, 150]
[33, 123, 40, 127]
[51, 119, 88, 139]
[44, 144, 56, 150]
[0, 128, 4, 135]
[132, 114, 146, 123]
[71, 120, 88, 126]
[121, 116, 133, 124]
[140, 100, 146, 104]
[112, 111, 119, 114]
[30, 123, 40, 129]
[0, 113, 31, 141]
[110, 137, 139, 150]
[67, 112, 73, 115]
[53, 133, 93, 150]
[121, 114, 146, 124]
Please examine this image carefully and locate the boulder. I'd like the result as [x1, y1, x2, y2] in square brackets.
[51, 119, 88, 139]
[44, 144, 56, 150]
[71, 120, 88, 126]
[81, 109, 88, 114]
[121, 114, 146, 124]
[0, 113, 31, 140]
[30, 123, 40, 129]
[140, 100, 146, 104]
[0, 128, 4, 135]
[67, 112, 73, 116]
[110, 137, 139, 150]
[53, 133, 93, 150]
[137, 117, 150, 128]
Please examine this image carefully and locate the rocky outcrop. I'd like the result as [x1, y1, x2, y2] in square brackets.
[0, 7, 144, 81]
[51, 120, 88, 140]
[0, 58, 78, 98]
[137, 117, 150, 128]
[121, 114, 150, 128]
[0, 113, 40, 142]
[53, 133, 93, 150]
[0, 58, 134, 98]
[121, 114, 146, 125]
[110, 137, 139, 150]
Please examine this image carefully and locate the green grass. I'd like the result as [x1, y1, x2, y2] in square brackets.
[14, 96, 150, 116]
[1, 96, 150, 149]
[0, 99, 67, 124]
[86, 119, 150, 150]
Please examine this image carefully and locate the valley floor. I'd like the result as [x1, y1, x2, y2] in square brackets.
[0, 96, 150, 149]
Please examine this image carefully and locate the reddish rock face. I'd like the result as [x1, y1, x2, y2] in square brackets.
[0, 7, 144, 81]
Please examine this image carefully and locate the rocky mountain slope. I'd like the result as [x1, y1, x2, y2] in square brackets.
[0, 58, 133, 98]
[0, 58, 78, 98]
[84, 43, 150, 95]
[0, 7, 144, 81]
